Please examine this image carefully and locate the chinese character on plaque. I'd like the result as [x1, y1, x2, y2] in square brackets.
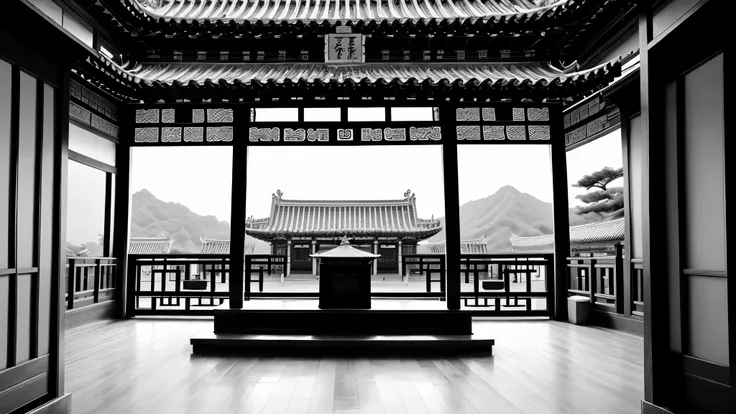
[325, 33, 365, 63]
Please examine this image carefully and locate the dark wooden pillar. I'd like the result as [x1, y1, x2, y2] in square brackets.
[114, 106, 132, 318]
[550, 104, 571, 321]
[228, 109, 248, 309]
[440, 105, 460, 310]
[638, 10, 671, 408]
[49, 69, 70, 401]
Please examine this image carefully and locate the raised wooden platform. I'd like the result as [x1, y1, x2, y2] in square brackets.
[213, 299, 472, 335]
[191, 333, 494, 356]
[191, 299, 493, 355]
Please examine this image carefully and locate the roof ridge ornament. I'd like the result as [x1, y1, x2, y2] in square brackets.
[272, 189, 283, 200]
[403, 189, 415, 200]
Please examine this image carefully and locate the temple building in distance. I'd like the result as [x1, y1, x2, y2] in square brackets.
[246, 190, 442, 276]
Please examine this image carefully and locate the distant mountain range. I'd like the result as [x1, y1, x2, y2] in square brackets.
[130, 189, 269, 254]
[423, 185, 601, 253]
[132, 186, 605, 254]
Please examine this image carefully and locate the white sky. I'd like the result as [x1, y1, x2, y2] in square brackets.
[128, 124, 623, 222]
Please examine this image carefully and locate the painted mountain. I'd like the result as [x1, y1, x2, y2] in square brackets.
[423, 185, 599, 253]
[130, 189, 269, 254]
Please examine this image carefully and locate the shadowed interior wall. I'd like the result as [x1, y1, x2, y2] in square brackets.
[683, 53, 728, 365]
[0, 54, 61, 413]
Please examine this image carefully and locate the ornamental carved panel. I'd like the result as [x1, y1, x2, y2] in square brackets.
[527, 107, 550, 122]
[284, 128, 306, 142]
[206, 126, 234, 142]
[383, 128, 406, 141]
[482, 125, 505, 140]
[207, 108, 234, 123]
[308, 128, 330, 141]
[361, 128, 382, 141]
[134, 127, 159, 143]
[456, 108, 480, 122]
[161, 108, 175, 123]
[506, 125, 527, 140]
[135, 109, 159, 124]
[249, 127, 280, 142]
[183, 127, 204, 142]
[528, 125, 551, 141]
[161, 127, 182, 142]
[337, 129, 353, 141]
[456, 125, 481, 140]
[409, 126, 441, 141]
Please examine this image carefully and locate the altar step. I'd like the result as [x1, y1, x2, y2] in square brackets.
[191, 333, 494, 356]
[214, 300, 472, 335]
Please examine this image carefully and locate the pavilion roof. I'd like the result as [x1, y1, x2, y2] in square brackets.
[424, 238, 488, 254]
[92, 55, 621, 101]
[510, 218, 624, 252]
[128, 0, 575, 24]
[128, 236, 174, 254]
[200, 237, 230, 254]
[246, 191, 441, 240]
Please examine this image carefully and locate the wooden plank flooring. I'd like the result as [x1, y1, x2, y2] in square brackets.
[64, 318, 643, 414]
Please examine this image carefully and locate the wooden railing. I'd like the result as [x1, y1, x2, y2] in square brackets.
[402, 254, 446, 293]
[566, 245, 645, 317]
[127, 254, 230, 316]
[65, 257, 117, 310]
[459, 254, 554, 316]
[567, 255, 619, 312]
[631, 258, 644, 317]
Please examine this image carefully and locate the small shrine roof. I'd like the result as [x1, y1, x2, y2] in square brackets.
[311, 237, 381, 258]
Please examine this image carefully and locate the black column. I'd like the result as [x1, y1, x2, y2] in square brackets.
[550, 104, 571, 321]
[228, 108, 248, 309]
[440, 105, 460, 310]
[113, 106, 132, 318]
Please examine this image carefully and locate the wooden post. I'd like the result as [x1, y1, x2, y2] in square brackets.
[286, 239, 292, 277]
[114, 106, 132, 317]
[550, 103, 571, 321]
[311, 239, 317, 277]
[66, 258, 75, 310]
[440, 105, 461, 310]
[228, 113, 248, 309]
[397, 239, 403, 279]
[373, 239, 378, 276]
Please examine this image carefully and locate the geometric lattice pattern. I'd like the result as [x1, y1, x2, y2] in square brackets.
[483, 125, 505, 140]
[456, 125, 481, 140]
[134, 127, 159, 143]
[193, 109, 205, 123]
[161, 127, 182, 142]
[506, 125, 527, 140]
[527, 107, 550, 121]
[136, 109, 159, 124]
[206, 126, 234, 142]
[528, 125, 551, 140]
[184, 127, 204, 142]
[482, 108, 496, 121]
[206, 108, 234, 123]
[162, 108, 175, 123]
[456, 108, 480, 122]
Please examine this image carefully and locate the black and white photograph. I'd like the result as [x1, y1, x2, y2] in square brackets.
[0, 0, 732, 413]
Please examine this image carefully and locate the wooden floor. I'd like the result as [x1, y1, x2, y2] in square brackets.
[65, 318, 643, 414]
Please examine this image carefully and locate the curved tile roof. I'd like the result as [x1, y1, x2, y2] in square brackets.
[510, 218, 625, 252]
[122, 60, 619, 90]
[200, 237, 231, 254]
[130, 0, 571, 24]
[424, 239, 488, 254]
[128, 236, 174, 254]
[246, 193, 441, 240]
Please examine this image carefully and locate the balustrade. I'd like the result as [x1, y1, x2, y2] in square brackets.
[65, 257, 117, 310]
